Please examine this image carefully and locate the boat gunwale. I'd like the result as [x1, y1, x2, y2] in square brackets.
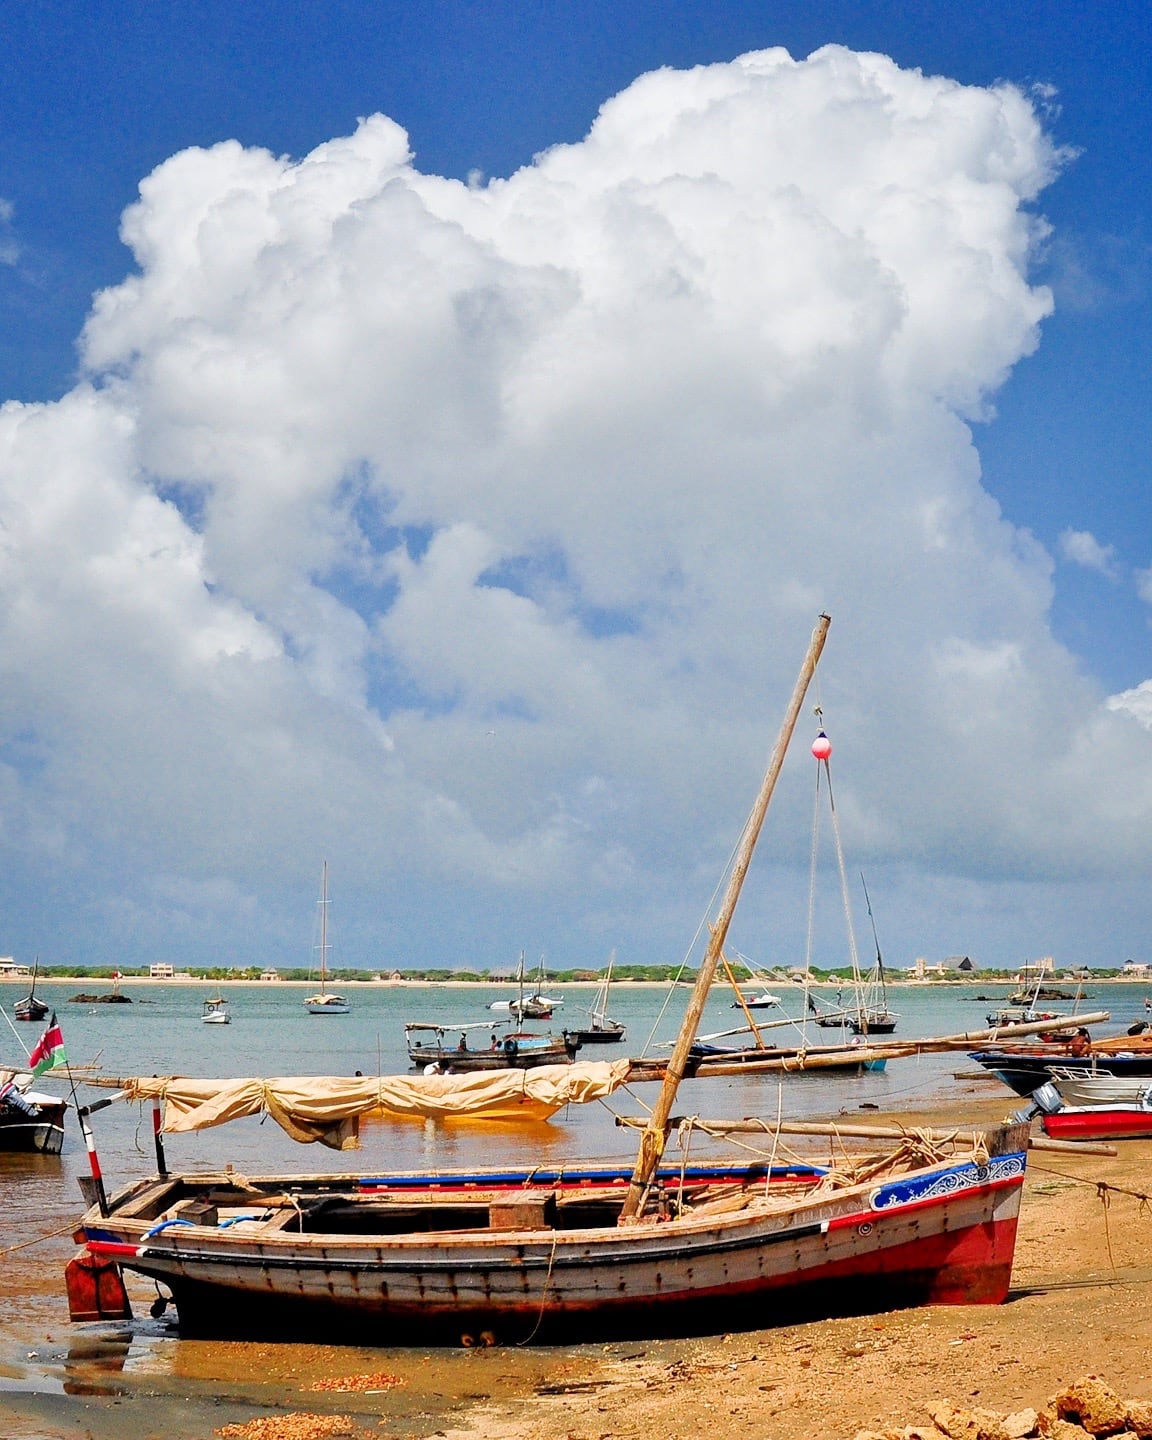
[80, 1145, 1027, 1264]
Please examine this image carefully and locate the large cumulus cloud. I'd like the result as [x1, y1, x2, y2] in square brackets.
[1, 45, 1148, 968]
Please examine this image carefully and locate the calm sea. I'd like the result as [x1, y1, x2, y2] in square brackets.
[0, 976, 1146, 1379]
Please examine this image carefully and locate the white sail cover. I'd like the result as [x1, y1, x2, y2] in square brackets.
[121, 1060, 631, 1149]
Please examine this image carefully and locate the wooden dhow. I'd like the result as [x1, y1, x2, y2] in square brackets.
[66, 617, 1031, 1344]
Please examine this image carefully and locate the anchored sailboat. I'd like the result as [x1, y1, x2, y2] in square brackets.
[304, 862, 348, 1016]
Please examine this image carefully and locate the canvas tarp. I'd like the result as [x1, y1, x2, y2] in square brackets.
[121, 1060, 632, 1149]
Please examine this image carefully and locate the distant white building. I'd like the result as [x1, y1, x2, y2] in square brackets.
[1015, 957, 1055, 981]
[911, 958, 950, 979]
[0, 956, 31, 978]
[1122, 960, 1152, 978]
[149, 963, 175, 979]
[259, 968, 281, 982]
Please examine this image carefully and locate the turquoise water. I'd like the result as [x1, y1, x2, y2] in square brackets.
[0, 976, 1145, 1382]
[2, 975, 1145, 1183]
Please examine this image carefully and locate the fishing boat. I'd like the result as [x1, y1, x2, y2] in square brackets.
[1016, 1076, 1152, 1142]
[201, 994, 230, 1025]
[970, 1031, 1152, 1096]
[727, 952, 781, 1011]
[1041, 1101, 1152, 1142]
[66, 618, 1029, 1344]
[405, 1021, 578, 1072]
[490, 953, 563, 1021]
[13, 961, 50, 1023]
[565, 950, 626, 1045]
[799, 730, 896, 1037]
[849, 876, 897, 1035]
[1047, 1069, 1152, 1106]
[0, 1071, 67, 1153]
[303, 862, 348, 1016]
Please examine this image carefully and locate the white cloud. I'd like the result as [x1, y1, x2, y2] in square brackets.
[1059, 527, 1119, 578]
[2, 45, 1150, 969]
[1135, 565, 1152, 605]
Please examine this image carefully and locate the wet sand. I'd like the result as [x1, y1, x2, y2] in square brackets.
[4, 1091, 1152, 1439]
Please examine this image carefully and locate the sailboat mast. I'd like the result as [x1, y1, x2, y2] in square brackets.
[620, 613, 831, 1220]
[319, 861, 329, 996]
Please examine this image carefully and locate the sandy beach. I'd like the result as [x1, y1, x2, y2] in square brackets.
[3, 1092, 1151, 1440]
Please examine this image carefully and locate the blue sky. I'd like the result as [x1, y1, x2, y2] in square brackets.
[1, 3, 1150, 972]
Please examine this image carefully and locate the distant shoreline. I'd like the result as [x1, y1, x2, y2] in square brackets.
[2, 974, 1147, 990]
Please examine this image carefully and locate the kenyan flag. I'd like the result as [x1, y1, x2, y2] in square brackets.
[29, 1014, 67, 1076]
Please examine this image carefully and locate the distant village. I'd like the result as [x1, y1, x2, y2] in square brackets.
[2, 954, 1150, 984]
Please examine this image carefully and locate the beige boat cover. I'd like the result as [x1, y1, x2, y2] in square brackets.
[121, 1060, 632, 1149]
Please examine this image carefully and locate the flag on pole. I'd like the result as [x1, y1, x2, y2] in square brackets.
[28, 1013, 67, 1076]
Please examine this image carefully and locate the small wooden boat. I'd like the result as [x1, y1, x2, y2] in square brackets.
[565, 950, 626, 1045]
[67, 1118, 1027, 1341]
[971, 1031, 1152, 1095]
[304, 862, 348, 1016]
[0, 1074, 66, 1153]
[65, 619, 1029, 1345]
[985, 1007, 1062, 1028]
[490, 953, 563, 1021]
[405, 1021, 578, 1072]
[13, 962, 50, 1023]
[201, 995, 230, 1025]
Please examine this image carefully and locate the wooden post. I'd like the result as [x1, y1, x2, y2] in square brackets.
[619, 614, 831, 1220]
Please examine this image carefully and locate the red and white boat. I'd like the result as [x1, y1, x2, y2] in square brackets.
[65, 618, 1030, 1344]
[1041, 1106, 1152, 1141]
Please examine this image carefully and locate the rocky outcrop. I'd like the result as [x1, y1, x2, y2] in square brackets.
[852, 1377, 1152, 1440]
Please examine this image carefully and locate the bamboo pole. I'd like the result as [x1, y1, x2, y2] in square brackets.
[615, 1116, 1119, 1157]
[721, 949, 765, 1048]
[619, 614, 831, 1221]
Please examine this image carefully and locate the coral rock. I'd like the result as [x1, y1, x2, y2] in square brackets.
[1053, 1379, 1130, 1436]
[930, 1404, 1011, 1440]
[1126, 1402, 1152, 1440]
[1003, 1411, 1039, 1439]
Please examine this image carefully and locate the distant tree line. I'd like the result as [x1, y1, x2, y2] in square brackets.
[19, 963, 1132, 981]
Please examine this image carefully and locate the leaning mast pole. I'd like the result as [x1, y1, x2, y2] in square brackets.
[620, 613, 831, 1221]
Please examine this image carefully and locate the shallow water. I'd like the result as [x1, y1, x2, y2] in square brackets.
[0, 976, 1144, 1432]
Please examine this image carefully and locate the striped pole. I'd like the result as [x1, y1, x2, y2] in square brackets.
[152, 1093, 168, 1178]
[75, 1095, 126, 1218]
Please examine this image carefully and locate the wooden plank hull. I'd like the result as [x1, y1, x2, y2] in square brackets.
[0, 1099, 66, 1154]
[79, 1148, 1026, 1345]
[970, 1050, 1152, 1096]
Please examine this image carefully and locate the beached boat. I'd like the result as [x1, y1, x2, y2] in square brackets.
[0, 1072, 66, 1153]
[1041, 1103, 1152, 1142]
[565, 951, 626, 1045]
[1048, 1069, 1152, 1107]
[67, 1117, 1027, 1340]
[66, 618, 1030, 1344]
[13, 961, 50, 1023]
[304, 862, 348, 1016]
[970, 1032, 1152, 1096]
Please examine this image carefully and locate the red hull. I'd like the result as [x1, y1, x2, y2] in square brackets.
[1043, 1109, 1152, 1141]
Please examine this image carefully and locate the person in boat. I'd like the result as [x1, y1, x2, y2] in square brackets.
[0, 1079, 39, 1117]
[1069, 1027, 1091, 1057]
[457, 1034, 468, 1052]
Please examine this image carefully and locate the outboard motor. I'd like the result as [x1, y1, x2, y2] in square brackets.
[1011, 1079, 1063, 1124]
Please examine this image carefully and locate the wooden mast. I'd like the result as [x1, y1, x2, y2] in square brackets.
[619, 613, 831, 1220]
